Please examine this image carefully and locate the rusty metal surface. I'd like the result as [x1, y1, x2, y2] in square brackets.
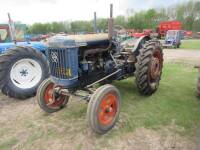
[67, 33, 108, 43]
[108, 4, 114, 40]
[47, 33, 109, 48]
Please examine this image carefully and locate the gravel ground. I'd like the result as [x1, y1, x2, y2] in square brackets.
[163, 49, 200, 65]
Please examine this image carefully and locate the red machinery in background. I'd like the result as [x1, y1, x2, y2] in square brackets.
[184, 30, 193, 39]
[130, 21, 182, 39]
[157, 21, 182, 38]
[130, 29, 153, 38]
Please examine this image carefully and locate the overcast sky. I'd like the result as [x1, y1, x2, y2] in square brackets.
[0, 0, 191, 24]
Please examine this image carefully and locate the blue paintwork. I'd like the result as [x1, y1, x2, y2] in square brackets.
[164, 30, 182, 47]
[47, 36, 79, 87]
[0, 41, 48, 54]
[165, 38, 176, 45]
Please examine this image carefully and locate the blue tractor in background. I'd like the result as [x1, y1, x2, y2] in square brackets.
[0, 14, 49, 99]
[163, 30, 182, 49]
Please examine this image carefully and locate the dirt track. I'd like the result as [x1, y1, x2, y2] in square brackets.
[0, 95, 196, 150]
[164, 49, 200, 65]
[0, 49, 199, 150]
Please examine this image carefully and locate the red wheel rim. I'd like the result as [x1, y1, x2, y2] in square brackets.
[150, 50, 162, 80]
[98, 93, 118, 126]
[44, 83, 66, 108]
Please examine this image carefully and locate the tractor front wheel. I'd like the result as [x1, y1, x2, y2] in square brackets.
[87, 84, 121, 134]
[135, 40, 163, 95]
[37, 78, 69, 113]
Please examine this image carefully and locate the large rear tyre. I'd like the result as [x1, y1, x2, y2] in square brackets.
[87, 84, 121, 134]
[0, 46, 49, 99]
[135, 40, 163, 95]
[37, 78, 69, 113]
[196, 68, 200, 97]
[197, 83, 200, 97]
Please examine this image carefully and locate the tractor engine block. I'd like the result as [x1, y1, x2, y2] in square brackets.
[47, 34, 118, 89]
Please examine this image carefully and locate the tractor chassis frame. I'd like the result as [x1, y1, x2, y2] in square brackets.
[52, 68, 122, 103]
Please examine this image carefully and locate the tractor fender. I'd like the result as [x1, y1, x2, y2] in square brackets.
[0, 41, 47, 54]
[132, 35, 151, 55]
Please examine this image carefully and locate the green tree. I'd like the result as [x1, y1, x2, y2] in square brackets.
[27, 0, 200, 34]
[115, 15, 127, 28]
[71, 21, 93, 33]
[97, 18, 107, 32]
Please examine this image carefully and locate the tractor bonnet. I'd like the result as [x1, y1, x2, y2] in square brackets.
[47, 33, 109, 48]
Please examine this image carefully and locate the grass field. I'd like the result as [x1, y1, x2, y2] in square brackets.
[180, 40, 200, 50]
[116, 63, 200, 135]
[0, 63, 200, 149]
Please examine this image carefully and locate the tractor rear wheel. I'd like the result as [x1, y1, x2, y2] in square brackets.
[197, 80, 200, 97]
[87, 84, 121, 134]
[37, 78, 69, 113]
[196, 67, 200, 97]
[135, 40, 163, 95]
[0, 46, 49, 99]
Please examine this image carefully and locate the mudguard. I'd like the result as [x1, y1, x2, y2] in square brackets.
[0, 41, 47, 54]
[131, 35, 150, 54]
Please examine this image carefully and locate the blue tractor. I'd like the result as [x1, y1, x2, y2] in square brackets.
[37, 4, 163, 134]
[163, 30, 182, 49]
[0, 14, 49, 99]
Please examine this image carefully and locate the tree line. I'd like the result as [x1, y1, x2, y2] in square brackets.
[27, 0, 200, 34]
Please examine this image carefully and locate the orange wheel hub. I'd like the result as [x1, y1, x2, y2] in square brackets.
[44, 83, 66, 108]
[98, 93, 118, 126]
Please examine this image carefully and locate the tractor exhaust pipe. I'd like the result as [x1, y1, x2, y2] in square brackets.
[7, 13, 16, 43]
[108, 4, 114, 40]
[93, 12, 97, 33]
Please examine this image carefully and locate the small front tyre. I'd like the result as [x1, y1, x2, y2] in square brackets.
[87, 84, 121, 134]
[37, 78, 69, 113]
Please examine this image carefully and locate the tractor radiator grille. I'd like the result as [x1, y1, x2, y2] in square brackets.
[48, 48, 78, 79]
